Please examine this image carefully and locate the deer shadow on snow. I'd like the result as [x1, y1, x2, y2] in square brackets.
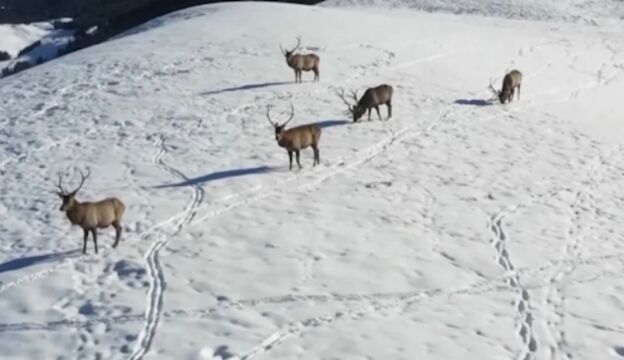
[153, 166, 275, 188]
[311, 119, 350, 129]
[0, 249, 80, 274]
[453, 98, 494, 107]
[200, 81, 291, 96]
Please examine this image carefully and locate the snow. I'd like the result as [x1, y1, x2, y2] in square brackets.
[1, 1, 624, 359]
[0, 20, 74, 74]
[0, 22, 50, 57]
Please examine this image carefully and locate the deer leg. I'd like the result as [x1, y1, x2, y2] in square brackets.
[387, 102, 392, 119]
[288, 151, 293, 170]
[517, 85, 521, 100]
[375, 106, 382, 121]
[113, 221, 122, 248]
[91, 229, 98, 254]
[295, 150, 302, 169]
[314, 67, 319, 82]
[367, 108, 372, 121]
[83, 229, 89, 254]
[312, 145, 319, 166]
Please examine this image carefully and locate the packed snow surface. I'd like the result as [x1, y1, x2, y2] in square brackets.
[1, 1, 624, 359]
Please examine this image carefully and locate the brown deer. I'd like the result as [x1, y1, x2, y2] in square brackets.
[335, 84, 393, 122]
[266, 104, 321, 170]
[280, 37, 320, 83]
[56, 168, 126, 254]
[489, 69, 523, 104]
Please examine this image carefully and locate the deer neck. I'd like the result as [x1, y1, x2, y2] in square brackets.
[277, 134, 288, 147]
[66, 201, 85, 225]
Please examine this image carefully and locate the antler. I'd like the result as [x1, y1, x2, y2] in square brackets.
[266, 104, 294, 127]
[266, 105, 276, 126]
[488, 77, 500, 98]
[334, 87, 356, 114]
[291, 36, 301, 53]
[70, 167, 91, 195]
[56, 171, 67, 194]
[283, 103, 294, 127]
[349, 89, 359, 103]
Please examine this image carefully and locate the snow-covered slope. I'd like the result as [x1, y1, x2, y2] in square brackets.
[1, 1, 624, 359]
[0, 20, 74, 74]
[322, 0, 624, 24]
[0, 22, 51, 57]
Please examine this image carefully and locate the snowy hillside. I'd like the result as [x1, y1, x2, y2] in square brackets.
[1, 1, 624, 359]
[0, 20, 75, 74]
[322, 0, 624, 23]
[0, 22, 52, 57]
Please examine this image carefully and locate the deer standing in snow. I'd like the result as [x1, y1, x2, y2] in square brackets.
[280, 37, 320, 83]
[56, 168, 126, 254]
[266, 104, 321, 170]
[335, 84, 394, 122]
[489, 69, 523, 104]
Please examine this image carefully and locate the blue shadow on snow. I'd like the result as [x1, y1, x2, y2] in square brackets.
[154, 166, 274, 188]
[312, 119, 350, 128]
[201, 81, 291, 96]
[0, 250, 80, 274]
[454, 98, 493, 107]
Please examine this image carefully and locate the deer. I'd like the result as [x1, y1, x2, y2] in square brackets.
[56, 168, 126, 255]
[489, 69, 523, 104]
[266, 103, 321, 170]
[280, 37, 320, 83]
[335, 84, 393, 122]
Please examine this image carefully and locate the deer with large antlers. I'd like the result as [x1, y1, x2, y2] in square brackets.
[335, 84, 393, 122]
[56, 168, 126, 254]
[280, 37, 320, 83]
[489, 69, 522, 104]
[266, 104, 321, 170]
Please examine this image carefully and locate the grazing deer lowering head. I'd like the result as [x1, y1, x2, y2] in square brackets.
[280, 36, 320, 83]
[56, 168, 126, 254]
[266, 104, 321, 170]
[335, 84, 393, 122]
[489, 69, 523, 104]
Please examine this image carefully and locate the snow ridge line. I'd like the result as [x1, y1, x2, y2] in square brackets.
[489, 213, 538, 360]
[128, 134, 205, 360]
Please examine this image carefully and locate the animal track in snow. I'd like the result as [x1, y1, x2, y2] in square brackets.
[489, 214, 538, 360]
[542, 149, 619, 360]
[128, 134, 205, 360]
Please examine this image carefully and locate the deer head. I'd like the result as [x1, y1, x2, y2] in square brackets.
[335, 87, 361, 122]
[56, 168, 91, 211]
[266, 103, 294, 141]
[280, 37, 301, 59]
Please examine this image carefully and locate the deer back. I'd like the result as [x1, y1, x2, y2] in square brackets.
[502, 70, 522, 92]
[359, 84, 393, 108]
[279, 124, 321, 150]
[287, 54, 319, 70]
[69, 197, 125, 229]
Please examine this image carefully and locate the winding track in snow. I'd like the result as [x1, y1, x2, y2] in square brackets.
[128, 134, 205, 360]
